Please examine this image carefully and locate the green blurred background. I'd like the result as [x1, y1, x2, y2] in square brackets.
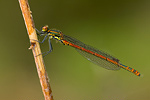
[0, 0, 150, 100]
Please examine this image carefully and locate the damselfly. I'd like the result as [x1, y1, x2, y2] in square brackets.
[35, 25, 140, 76]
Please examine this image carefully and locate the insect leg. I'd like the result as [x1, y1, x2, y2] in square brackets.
[43, 37, 53, 57]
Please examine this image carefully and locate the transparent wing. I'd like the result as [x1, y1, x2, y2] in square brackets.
[63, 34, 120, 70]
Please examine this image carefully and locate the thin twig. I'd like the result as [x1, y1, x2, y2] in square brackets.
[18, 0, 53, 100]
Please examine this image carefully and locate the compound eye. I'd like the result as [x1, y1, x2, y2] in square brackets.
[42, 25, 48, 32]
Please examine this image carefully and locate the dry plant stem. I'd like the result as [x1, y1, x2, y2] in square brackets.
[18, 0, 53, 100]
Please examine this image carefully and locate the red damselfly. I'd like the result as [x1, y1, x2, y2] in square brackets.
[35, 25, 140, 76]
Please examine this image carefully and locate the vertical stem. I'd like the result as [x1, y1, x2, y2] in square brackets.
[18, 0, 53, 100]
